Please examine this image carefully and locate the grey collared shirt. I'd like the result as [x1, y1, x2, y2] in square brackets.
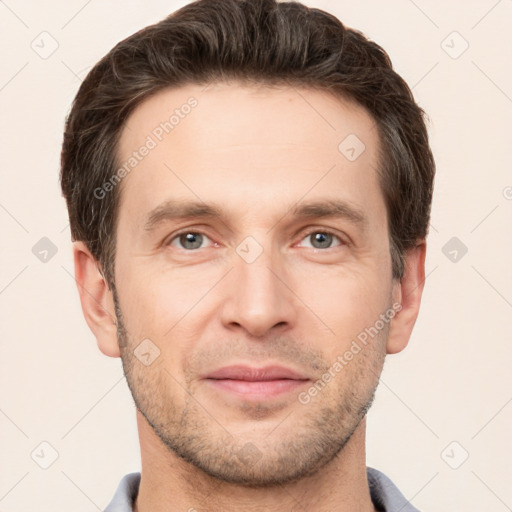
[104, 467, 419, 511]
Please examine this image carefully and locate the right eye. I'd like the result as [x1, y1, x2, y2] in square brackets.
[165, 231, 216, 251]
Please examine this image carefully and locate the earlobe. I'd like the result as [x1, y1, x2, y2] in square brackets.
[386, 241, 426, 355]
[73, 241, 121, 358]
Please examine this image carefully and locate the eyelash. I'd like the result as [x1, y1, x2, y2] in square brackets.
[165, 228, 347, 251]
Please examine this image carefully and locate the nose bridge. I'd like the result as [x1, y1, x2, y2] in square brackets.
[235, 233, 283, 304]
[222, 233, 294, 336]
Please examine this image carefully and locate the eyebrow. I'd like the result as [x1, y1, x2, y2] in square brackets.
[143, 198, 368, 232]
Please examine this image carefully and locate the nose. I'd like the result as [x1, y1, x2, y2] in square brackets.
[220, 239, 297, 338]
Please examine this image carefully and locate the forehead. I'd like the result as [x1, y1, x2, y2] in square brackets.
[115, 81, 384, 232]
[118, 81, 378, 154]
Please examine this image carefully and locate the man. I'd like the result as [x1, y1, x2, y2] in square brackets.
[60, 0, 435, 510]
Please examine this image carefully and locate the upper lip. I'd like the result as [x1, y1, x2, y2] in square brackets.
[204, 365, 310, 381]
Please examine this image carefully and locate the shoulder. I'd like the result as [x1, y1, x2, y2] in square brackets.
[367, 467, 420, 512]
[104, 472, 141, 512]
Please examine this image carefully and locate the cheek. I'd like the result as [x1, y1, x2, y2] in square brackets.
[117, 263, 216, 344]
[293, 262, 390, 341]
[113, 264, 166, 341]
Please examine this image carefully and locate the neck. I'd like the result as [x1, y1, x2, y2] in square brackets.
[133, 411, 376, 512]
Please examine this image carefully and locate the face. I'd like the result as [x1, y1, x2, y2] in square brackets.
[112, 82, 398, 485]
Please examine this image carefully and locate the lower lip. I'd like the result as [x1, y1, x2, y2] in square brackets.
[205, 378, 309, 399]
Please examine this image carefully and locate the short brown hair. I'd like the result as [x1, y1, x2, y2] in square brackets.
[60, 0, 435, 289]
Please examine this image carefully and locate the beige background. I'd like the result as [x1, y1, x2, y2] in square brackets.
[1, 0, 511, 510]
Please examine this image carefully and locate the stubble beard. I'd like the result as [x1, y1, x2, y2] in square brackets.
[113, 291, 386, 487]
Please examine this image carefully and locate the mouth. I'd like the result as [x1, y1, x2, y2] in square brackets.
[203, 365, 311, 400]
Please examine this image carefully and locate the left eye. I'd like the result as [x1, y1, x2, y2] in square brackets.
[298, 231, 343, 250]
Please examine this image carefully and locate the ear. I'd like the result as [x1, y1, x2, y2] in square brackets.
[386, 241, 426, 355]
[73, 241, 120, 358]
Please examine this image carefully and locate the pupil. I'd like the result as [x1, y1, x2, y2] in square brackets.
[312, 232, 331, 248]
[181, 233, 202, 249]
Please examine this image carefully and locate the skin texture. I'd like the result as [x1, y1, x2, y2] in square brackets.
[73, 82, 426, 511]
